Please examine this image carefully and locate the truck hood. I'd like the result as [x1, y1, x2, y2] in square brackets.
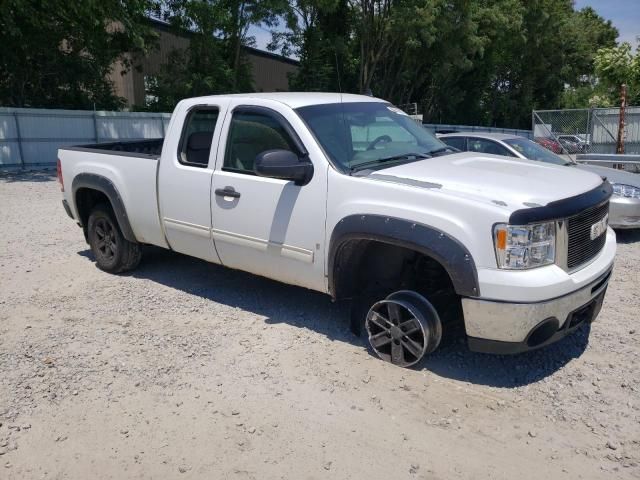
[366, 152, 604, 209]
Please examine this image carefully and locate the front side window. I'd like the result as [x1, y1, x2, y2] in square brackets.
[179, 108, 219, 167]
[224, 111, 297, 174]
[503, 137, 573, 166]
[441, 136, 466, 151]
[296, 102, 449, 172]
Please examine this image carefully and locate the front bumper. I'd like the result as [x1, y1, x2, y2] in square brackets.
[463, 266, 612, 354]
[610, 196, 640, 229]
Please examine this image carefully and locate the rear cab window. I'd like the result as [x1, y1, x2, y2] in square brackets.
[178, 108, 219, 167]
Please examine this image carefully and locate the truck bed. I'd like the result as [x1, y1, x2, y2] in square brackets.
[62, 138, 164, 158]
[59, 138, 168, 248]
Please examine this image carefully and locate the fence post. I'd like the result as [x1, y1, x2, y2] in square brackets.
[616, 84, 627, 155]
[592, 110, 618, 145]
[93, 111, 99, 143]
[160, 114, 165, 137]
[531, 111, 535, 135]
[13, 112, 25, 169]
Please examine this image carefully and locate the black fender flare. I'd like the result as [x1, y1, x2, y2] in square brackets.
[71, 173, 137, 243]
[328, 215, 480, 298]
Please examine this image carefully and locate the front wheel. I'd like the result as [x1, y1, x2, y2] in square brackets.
[364, 290, 442, 368]
[87, 204, 141, 274]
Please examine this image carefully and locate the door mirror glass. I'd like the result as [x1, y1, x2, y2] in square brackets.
[254, 149, 314, 186]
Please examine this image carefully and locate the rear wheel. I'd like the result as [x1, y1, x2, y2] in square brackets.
[87, 204, 141, 273]
[364, 290, 442, 368]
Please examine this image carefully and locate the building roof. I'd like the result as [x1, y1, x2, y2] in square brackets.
[147, 17, 300, 66]
[186, 92, 387, 109]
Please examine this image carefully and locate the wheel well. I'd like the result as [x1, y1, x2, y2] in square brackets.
[75, 188, 111, 228]
[332, 240, 456, 300]
[332, 240, 464, 331]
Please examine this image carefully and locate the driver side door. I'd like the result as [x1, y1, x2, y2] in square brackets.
[210, 100, 328, 292]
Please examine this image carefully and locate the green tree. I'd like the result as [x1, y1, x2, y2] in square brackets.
[0, 0, 155, 109]
[147, 0, 287, 110]
[559, 6, 618, 108]
[280, 0, 623, 128]
[403, 0, 524, 125]
[144, 1, 235, 111]
[594, 41, 640, 106]
[270, 0, 353, 92]
[421, 0, 616, 127]
[221, 0, 287, 90]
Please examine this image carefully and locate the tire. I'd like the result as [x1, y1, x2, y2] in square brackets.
[87, 203, 141, 274]
[362, 290, 443, 368]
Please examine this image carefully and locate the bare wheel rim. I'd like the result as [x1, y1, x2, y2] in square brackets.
[94, 217, 118, 262]
[365, 298, 428, 367]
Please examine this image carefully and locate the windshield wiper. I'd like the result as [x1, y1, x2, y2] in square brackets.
[350, 152, 430, 173]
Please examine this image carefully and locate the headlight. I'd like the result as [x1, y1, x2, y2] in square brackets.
[612, 183, 640, 199]
[493, 222, 556, 269]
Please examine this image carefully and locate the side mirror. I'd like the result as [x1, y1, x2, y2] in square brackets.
[254, 149, 314, 186]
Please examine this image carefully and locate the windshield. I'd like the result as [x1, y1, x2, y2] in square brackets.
[295, 102, 449, 172]
[503, 137, 574, 166]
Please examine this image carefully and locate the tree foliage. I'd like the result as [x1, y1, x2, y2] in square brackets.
[270, 0, 353, 92]
[593, 42, 640, 106]
[144, 0, 287, 111]
[0, 0, 156, 109]
[143, 1, 236, 111]
[0, 0, 624, 125]
[273, 0, 620, 127]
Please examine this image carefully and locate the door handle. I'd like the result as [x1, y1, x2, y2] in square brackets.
[215, 186, 241, 198]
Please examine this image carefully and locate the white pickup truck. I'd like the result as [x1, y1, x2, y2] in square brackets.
[58, 93, 616, 367]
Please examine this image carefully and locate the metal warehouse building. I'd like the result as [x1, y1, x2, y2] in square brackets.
[108, 18, 299, 108]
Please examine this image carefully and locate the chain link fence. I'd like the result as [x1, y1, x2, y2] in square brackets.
[532, 106, 640, 172]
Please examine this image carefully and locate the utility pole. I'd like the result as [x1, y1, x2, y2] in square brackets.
[616, 83, 627, 155]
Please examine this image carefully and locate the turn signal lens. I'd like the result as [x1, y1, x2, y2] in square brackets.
[496, 229, 507, 250]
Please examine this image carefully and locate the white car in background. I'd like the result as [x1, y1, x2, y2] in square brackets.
[439, 132, 640, 229]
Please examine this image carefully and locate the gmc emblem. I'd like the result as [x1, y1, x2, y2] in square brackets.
[590, 214, 608, 240]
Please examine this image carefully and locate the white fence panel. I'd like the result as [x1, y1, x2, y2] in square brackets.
[0, 112, 22, 166]
[95, 112, 168, 141]
[0, 107, 171, 170]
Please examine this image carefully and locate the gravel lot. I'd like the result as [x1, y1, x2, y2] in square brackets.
[1, 172, 639, 479]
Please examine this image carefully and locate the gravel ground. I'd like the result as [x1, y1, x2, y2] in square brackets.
[1, 172, 639, 479]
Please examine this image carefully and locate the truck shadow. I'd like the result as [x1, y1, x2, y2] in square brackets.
[423, 325, 590, 388]
[615, 229, 640, 244]
[0, 170, 56, 182]
[79, 246, 589, 388]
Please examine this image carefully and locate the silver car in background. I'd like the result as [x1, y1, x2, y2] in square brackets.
[439, 132, 640, 229]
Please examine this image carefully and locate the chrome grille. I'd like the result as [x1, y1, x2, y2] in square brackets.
[566, 202, 609, 269]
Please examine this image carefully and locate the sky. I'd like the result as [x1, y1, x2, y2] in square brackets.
[250, 1, 640, 57]
[574, 0, 639, 45]
[248, 24, 277, 54]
